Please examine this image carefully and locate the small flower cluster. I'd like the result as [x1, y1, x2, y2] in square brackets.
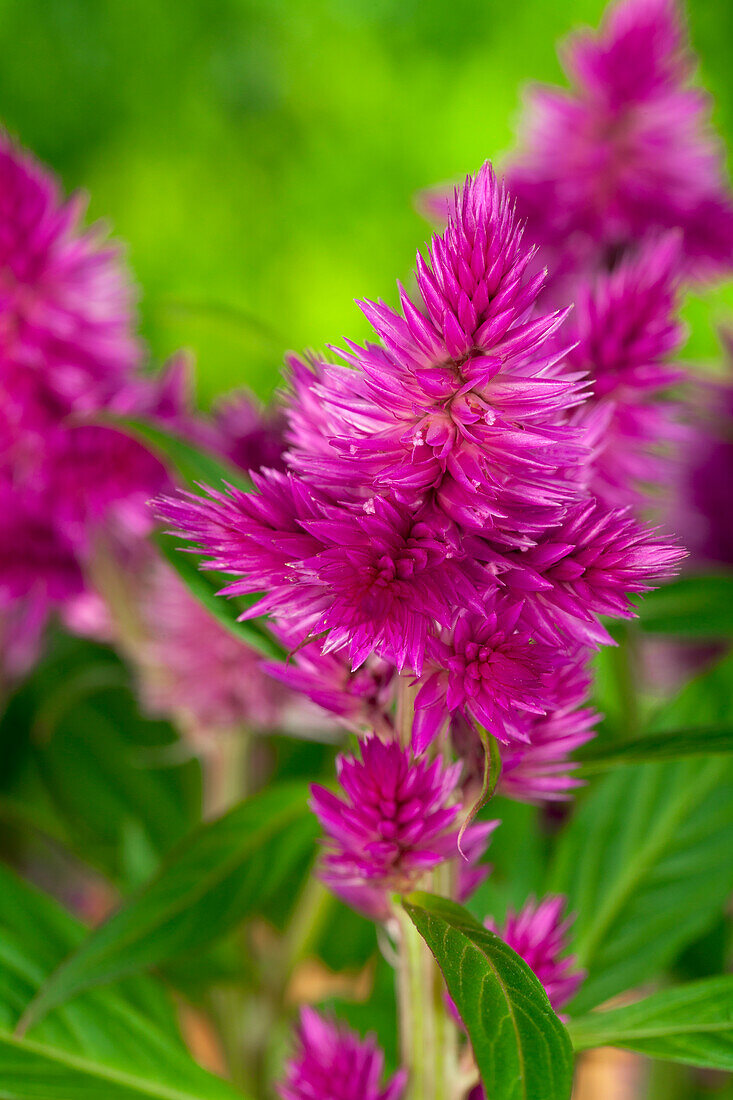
[424, 0, 731, 513]
[506, 0, 733, 283]
[309, 734, 498, 913]
[278, 1008, 406, 1100]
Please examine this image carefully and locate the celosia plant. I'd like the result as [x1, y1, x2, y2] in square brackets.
[2, 2, 733, 1100]
[159, 148, 685, 1100]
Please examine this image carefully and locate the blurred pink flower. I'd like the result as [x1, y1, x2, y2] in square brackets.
[278, 1008, 406, 1100]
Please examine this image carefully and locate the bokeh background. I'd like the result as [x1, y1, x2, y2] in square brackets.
[1, 0, 732, 406]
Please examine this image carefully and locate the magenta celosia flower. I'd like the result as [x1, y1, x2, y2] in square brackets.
[500, 499, 685, 647]
[310, 734, 484, 896]
[288, 164, 588, 544]
[563, 234, 685, 505]
[0, 131, 176, 655]
[0, 133, 140, 427]
[449, 655, 599, 803]
[160, 159, 685, 694]
[278, 1008, 406, 1100]
[0, 482, 84, 606]
[159, 477, 490, 674]
[412, 603, 559, 752]
[487, 896, 585, 1011]
[506, 0, 733, 281]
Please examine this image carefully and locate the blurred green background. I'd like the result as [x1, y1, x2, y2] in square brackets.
[1, 0, 732, 403]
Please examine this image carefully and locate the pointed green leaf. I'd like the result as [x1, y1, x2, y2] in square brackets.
[0, 864, 243, 1098]
[18, 783, 314, 1031]
[576, 727, 733, 773]
[548, 757, 733, 1013]
[404, 893, 573, 1100]
[0, 1030, 245, 1100]
[568, 977, 733, 1070]
[636, 574, 733, 638]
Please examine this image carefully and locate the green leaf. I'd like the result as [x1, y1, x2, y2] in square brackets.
[154, 533, 285, 661]
[103, 416, 251, 493]
[548, 756, 733, 1013]
[0, 864, 242, 1099]
[568, 976, 733, 1070]
[576, 727, 733, 773]
[636, 574, 733, 638]
[34, 690, 200, 876]
[18, 783, 315, 1032]
[404, 893, 574, 1100]
[0, 637, 201, 883]
[0, 1030, 245, 1100]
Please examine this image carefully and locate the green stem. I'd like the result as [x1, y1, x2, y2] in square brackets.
[394, 672, 460, 1100]
[395, 906, 459, 1100]
[277, 874, 334, 991]
[208, 984, 255, 1094]
[204, 726, 252, 817]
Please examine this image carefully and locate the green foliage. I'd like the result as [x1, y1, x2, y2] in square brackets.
[404, 893, 574, 1100]
[18, 783, 316, 1031]
[0, 1031, 246, 1100]
[550, 646, 733, 1014]
[576, 726, 733, 772]
[0, 864, 244, 1100]
[548, 756, 733, 1013]
[0, 637, 201, 884]
[569, 976, 733, 1070]
[636, 574, 733, 639]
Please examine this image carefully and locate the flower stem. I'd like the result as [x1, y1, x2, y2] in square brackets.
[206, 726, 251, 816]
[394, 671, 460, 1100]
[395, 905, 460, 1100]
